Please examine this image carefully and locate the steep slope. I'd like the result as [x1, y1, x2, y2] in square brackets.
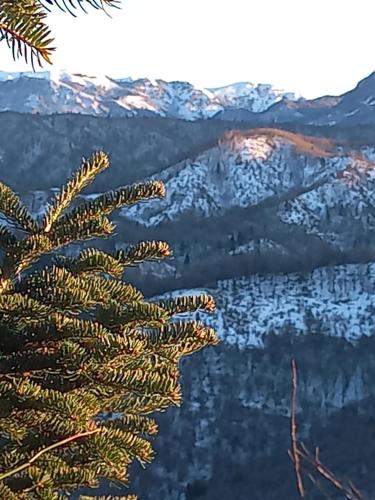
[120, 129, 367, 243]
[105, 128, 375, 297]
[0, 70, 298, 120]
[15, 124, 375, 297]
[19, 126, 375, 289]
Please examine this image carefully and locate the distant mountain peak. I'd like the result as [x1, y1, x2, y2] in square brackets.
[0, 69, 299, 120]
[1, 69, 375, 125]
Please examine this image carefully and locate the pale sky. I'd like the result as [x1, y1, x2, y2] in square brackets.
[0, 0, 374, 98]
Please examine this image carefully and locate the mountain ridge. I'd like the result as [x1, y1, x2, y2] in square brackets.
[0, 69, 298, 121]
[2, 68, 375, 125]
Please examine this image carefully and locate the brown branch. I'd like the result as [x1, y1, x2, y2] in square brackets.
[290, 358, 305, 498]
[0, 427, 101, 482]
[297, 443, 363, 500]
[289, 359, 366, 499]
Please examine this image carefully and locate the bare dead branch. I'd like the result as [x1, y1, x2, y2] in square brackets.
[297, 443, 363, 500]
[290, 358, 306, 498]
[289, 359, 363, 500]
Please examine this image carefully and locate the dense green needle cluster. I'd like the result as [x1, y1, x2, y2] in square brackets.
[0, 151, 219, 499]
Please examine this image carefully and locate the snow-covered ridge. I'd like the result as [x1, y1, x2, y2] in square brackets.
[158, 262, 375, 348]
[209, 82, 298, 113]
[23, 127, 375, 256]
[0, 69, 299, 120]
[120, 128, 348, 226]
[118, 127, 375, 255]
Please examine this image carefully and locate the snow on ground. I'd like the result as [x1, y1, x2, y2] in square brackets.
[229, 239, 287, 256]
[278, 155, 375, 248]
[157, 263, 375, 349]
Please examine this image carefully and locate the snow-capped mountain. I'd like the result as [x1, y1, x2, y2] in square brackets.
[0, 69, 298, 120]
[120, 128, 375, 248]
[21, 125, 375, 263]
[122, 128, 341, 225]
[222, 71, 375, 126]
[2, 69, 375, 126]
[209, 82, 297, 113]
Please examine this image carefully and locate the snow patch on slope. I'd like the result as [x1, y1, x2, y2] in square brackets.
[279, 155, 375, 249]
[159, 263, 375, 349]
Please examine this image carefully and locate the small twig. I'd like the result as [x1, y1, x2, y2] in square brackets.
[298, 443, 363, 500]
[0, 427, 101, 482]
[289, 361, 364, 500]
[290, 358, 305, 498]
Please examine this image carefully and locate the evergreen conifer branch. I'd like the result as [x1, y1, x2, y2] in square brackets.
[0, 1, 120, 66]
[0, 0, 54, 67]
[0, 226, 17, 250]
[105, 414, 158, 436]
[0, 428, 102, 482]
[43, 151, 110, 233]
[40, 0, 120, 15]
[0, 151, 219, 498]
[3, 233, 53, 278]
[115, 240, 172, 267]
[55, 249, 125, 278]
[0, 182, 38, 233]
[50, 215, 115, 248]
[58, 180, 166, 232]
[154, 294, 216, 316]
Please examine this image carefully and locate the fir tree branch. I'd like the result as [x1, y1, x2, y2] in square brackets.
[0, 182, 38, 233]
[55, 249, 125, 278]
[0, 0, 120, 67]
[0, 0, 55, 67]
[39, 0, 120, 15]
[43, 151, 110, 233]
[0, 226, 17, 250]
[115, 240, 172, 267]
[0, 427, 102, 482]
[59, 181, 166, 229]
[0, 144, 218, 494]
[153, 294, 216, 316]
